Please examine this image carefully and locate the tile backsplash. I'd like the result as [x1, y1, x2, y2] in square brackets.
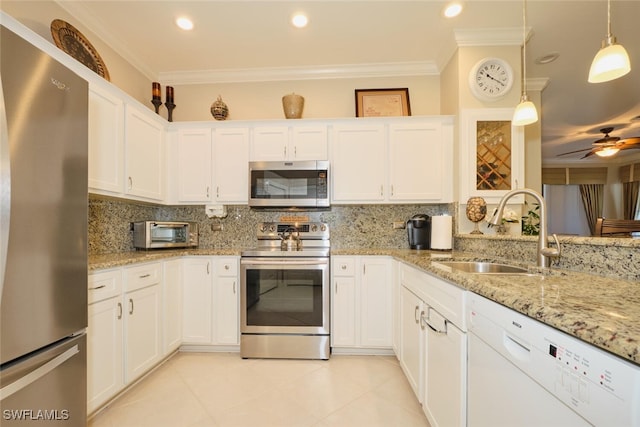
[88, 195, 453, 255]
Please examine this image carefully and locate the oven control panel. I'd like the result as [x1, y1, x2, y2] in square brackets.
[257, 222, 329, 240]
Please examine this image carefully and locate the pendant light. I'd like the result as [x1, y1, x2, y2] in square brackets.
[588, 0, 630, 83]
[513, 0, 538, 126]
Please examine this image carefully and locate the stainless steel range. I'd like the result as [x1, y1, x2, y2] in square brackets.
[240, 222, 330, 359]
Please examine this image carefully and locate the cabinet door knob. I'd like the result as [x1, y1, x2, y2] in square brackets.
[225, 264, 230, 270]
[341, 264, 347, 270]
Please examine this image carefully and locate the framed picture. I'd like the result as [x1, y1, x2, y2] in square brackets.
[355, 88, 411, 117]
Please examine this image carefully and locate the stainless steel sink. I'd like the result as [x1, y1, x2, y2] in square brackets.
[433, 261, 532, 275]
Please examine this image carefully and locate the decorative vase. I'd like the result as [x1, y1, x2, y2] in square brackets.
[466, 197, 487, 235]
[210, 95, 229, 121]
[282, 93, 304, 119]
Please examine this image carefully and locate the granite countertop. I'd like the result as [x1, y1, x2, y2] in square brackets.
[89, 248, 640, 366]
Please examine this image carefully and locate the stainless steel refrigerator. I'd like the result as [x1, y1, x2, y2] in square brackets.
[1, 25, 88, 426]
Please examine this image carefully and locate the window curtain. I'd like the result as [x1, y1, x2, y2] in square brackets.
[622, 181, 639, 220]
[579, 184, 603, 235]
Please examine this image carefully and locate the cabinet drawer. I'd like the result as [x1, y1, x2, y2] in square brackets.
[124, 262, 162, 292]
[88, 269, 122, 304]
[333, 257, 355, 276]
[216, 257, 238, 276]
[400, 263, 466, 331]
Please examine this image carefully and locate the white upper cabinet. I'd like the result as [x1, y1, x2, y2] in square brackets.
[331, 117, 453, 204]
[389, 119, 453, 203]
[88, 85, 124, 196]
[176, 128, 212, 203]
[213, 127, 249, 203]
[331, 123, 387, 203]
[459, 108, 524, 204]
[124, 104, 165, 201]
[251, 124, 328, 161]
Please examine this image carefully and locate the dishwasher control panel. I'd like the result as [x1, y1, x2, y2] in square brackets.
[468, 293, 640, 427]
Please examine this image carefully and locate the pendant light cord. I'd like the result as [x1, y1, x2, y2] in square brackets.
[607, 0, 612, 39]
[522, 0, 527, 97]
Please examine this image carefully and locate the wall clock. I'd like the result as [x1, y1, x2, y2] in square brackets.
[469, 57, 514, 101]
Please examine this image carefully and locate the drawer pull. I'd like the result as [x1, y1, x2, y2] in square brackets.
[139, 273, 151, 279]
[89, 284, 106, 291]
[117, 302, 123, 320]
[341, 264, 347, 270]
[129, 298, 134, 315]
[225, 264, 230, 270]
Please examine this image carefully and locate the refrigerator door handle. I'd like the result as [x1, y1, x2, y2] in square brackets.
[0, 74, 10, 305]
[0, 345, 79, 400]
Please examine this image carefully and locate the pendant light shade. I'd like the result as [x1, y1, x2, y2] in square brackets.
[588, 0, 631, 83]
[513, 0, 538, 126]
[513, 94, 538, 126]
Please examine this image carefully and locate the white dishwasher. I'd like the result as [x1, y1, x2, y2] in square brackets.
[467, 293, 640, 427]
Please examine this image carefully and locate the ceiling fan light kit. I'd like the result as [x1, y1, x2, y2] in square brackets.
[513, 0, 538, 127]
[594, 146, 620, 157]
[588, 0, 631, 83]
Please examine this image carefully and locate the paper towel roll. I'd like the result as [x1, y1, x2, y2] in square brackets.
[430, 215, 452, 250]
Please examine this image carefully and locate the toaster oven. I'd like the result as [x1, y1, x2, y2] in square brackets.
[132, 221, 199, 249]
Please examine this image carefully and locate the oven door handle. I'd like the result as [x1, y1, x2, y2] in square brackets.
[241, 258, 328, 266]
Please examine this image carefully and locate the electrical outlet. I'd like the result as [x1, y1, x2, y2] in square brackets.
[211, 224, 223, 232]
[392, 221, 406, 229]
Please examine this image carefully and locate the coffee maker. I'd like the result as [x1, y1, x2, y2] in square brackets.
[407, 214, 431, 249]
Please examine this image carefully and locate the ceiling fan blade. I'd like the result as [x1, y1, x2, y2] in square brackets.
[581, 150, 598, 159]
[556, 147, 593, 157]
[619, 144, 640, 151]
[620, 136, 640, 146]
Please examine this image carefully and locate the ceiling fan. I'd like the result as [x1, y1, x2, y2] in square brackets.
[557, 127, 640, 158]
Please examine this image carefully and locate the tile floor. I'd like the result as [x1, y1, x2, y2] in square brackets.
[88, 352, 431, 427]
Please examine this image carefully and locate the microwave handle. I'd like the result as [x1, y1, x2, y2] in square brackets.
[152, 223, 187, 228]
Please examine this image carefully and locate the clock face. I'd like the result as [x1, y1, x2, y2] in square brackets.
[469, 58, 514, 101]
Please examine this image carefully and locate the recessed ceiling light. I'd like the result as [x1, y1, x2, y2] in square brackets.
[443, 2, 463, 18]
[291, 13, 308, 28]
[176, 17, 194, 31]
[535, 52, 560, 65]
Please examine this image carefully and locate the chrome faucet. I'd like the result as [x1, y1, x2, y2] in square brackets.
[489, 188, 561, 268]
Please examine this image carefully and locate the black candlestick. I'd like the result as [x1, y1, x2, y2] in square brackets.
[151, 98, 162, 114]
[165, 101, 176, 122]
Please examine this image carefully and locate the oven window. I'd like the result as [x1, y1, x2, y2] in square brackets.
[250, 170, 325, 199]
[245, 268, 323, 327]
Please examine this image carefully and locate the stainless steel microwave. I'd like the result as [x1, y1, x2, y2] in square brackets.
[248, 160, 330, 208]
[132, 221, 199, 249]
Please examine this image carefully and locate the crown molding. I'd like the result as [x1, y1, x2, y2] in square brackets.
[454, 27, 523, 47]
[54, 0, 158, 80]
[159, 61, 439, 85]
[527, 77, 550, 92]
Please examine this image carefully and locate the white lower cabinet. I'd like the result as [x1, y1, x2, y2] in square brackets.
[213, 257, 239, 345]
[399, 285, 425, 402]
[182, 256, 240, 347]
[331, 256, 392, 351]
[123, 263, 162, 384]
[163, 259, 182, 353]
[423, 310, 466, 427]
[182, 257, 213, 344]
[87, 269, 123, 415]
[399, 263, 467, 427]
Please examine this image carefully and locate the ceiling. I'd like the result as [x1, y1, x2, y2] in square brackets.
[56, 0, 640, 165]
